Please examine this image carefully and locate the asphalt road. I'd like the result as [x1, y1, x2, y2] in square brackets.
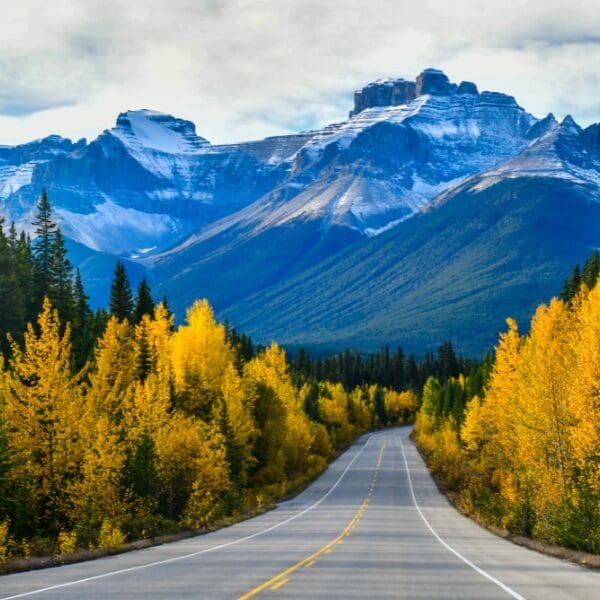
[1, 427, 599, 599]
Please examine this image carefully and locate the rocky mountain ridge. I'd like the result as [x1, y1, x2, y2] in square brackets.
[0, 68, 598, 353]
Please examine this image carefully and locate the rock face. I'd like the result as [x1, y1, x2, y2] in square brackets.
[581, 123, 600, 158]
[415, 68, 456, 96]
[350, 79, 416, 116]
[457, 81, 478, 95]
[350, 68, 481, 116]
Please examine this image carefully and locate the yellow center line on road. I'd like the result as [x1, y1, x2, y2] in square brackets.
[237, 439, 387, 599]
[270, 578, 289, 591]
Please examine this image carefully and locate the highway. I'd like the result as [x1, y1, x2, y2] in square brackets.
[1, 427, 598, 599]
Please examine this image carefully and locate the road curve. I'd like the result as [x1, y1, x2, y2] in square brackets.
[1, 427, 598, 599]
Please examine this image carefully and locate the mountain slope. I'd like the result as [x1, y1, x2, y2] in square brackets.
[221, 175, 600, 355]
[1, 68, 600, 353]
[150, 69, 549, 319]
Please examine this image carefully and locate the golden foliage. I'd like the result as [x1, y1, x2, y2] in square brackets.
[415, 285, 600, 552]
[0, 521, 9, 563]
[57, 530, 77, 555]
[97, 520, 125, 550]
[1, 295, 412, 557]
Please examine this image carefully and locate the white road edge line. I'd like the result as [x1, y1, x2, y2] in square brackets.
[398, 434, 527, 600]
[0, 436, 376, 599]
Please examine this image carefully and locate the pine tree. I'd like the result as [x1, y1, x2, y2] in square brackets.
[582, 251, 600, 291]
[391, 347, 405, 390]
[373, 386, 388, 427]
[303, 381, 321, 422]
[72, 269, 94, 370]
[32, 189, 58, 305]
[133, 277, 154, 324]
[109, 262, 133, 322]
[0, 219, 22, 355]
[124, 431, 158, 503]
[15, 230, 37, 326]
[438, 340, 459, 380]
[49, 229, 74, 324]
[560, 264, 582, 303]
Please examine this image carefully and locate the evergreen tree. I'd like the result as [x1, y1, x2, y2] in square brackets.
[49, 229, 74, 323]
[405, 354, 419, 391]
[16, 230, 37, 326]
[0, 219, 21, 355]
[72, 269, 94, 370]
[161, 296, 173, 320]
[124, 432, 158, 503]
[133, 277, 155, 324]
[303, 382, 321, 422]
[32, 189, 58, 305]
[373, 386, 388, 427]
[109, 261, 133, 322]
[438, 340, 459, 380]
[135, 327, 152, 383]
[582, 251, 600, 290]
[560, 264, 582, 303]
[391, 347, 405, 389]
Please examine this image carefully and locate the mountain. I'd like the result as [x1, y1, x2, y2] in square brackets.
[148, 70, 542, 310]
[0, 109, 313, 305]
[1, 68, 599, 354]
[217, 114, 600, 354]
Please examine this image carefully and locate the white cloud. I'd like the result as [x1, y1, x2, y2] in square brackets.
[0, 0, 599, 145]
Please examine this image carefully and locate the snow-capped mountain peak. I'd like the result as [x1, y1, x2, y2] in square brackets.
[1, 67, 600, 320]
[111, 109, 210, 155]
[96, 109, 212, 183]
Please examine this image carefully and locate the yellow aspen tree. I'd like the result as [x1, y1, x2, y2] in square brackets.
[461, 318, 524, 523]
[142, 302, 174, 382]
[171, 300, 235, 418]
[348, 386, 371, 432]
[384, 389, 418, 424]
[122, 305, 175, 443]
[460, 395, 483, 453]
[566, 283, 600, 495]
[516, 299, 574, 521]
[68, 415, 127, 540]
[245, 345, 314, 478]
[4, 298, 83, 532]
[220, 364, 257, 485]
[318, 382, 348, 428]
[86, 317, 137, 421]
[319, 382, 353, 448]
[154, 414, 230, 522]
[122, 377, 170, 443]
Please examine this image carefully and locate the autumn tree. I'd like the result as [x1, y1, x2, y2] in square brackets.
[3, 299, 83, 537]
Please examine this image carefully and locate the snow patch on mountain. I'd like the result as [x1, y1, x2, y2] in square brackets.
[300, 96, 430, 158]
[108, 109, 210, 180]
[0, 164, 37, 199]
[471, 117, 600, 193]
[56, 198, 186, 255]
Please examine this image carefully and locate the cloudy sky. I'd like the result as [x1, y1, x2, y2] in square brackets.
[0, 0, 599, 145]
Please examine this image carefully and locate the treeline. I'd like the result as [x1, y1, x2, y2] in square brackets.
[0, 193, 419, 561]
[0, 189, 96, 360]
[292, 341, 480, 393]
[560, 250, 599, 303]
[0, 300, 417, 560]
[0, 190, 160, 370]
[414, 255, 600, 554]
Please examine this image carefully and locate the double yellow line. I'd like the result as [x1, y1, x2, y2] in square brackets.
[238, 440, 387, 599]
